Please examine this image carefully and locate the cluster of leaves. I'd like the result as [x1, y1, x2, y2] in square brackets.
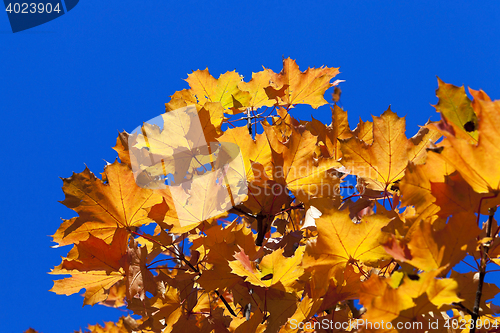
[48, 59, 500, 332]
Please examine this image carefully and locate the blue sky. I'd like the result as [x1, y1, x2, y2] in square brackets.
[1, 1, 500, 332]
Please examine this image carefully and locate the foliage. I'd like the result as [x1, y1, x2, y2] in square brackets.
[49, 59, 500, 332]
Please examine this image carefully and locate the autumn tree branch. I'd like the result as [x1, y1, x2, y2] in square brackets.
[131, 230, 237, 317]
[470, 206, 496, 333]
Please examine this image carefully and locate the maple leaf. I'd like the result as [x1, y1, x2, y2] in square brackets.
[241, 161, 292, 217]
[352, 117, 374, 145]
[315, 265, 363, 311]
[50, 229, 129, 305]
[432, 170, 500, 217]
[83, 316, 140, 333]
[340, 108, 441, 190]
[303, 206, 392, 295]
[237, 69, 278, 109]
[263, 115, 341, 204]
[130, 105, 213, 185]
[359, 270, 462, 324]
[279, 295, 322, 333]
[399, 151, 453, 218]
[128, 106, 248, 230]
[165, 165, 240, 229]
[193, 221, 259, 291]
[437, 92, 500, 194]
[265, 57, 341, 108]
[137, 284, 184, 332]
[388, 212, 480, 272]
[167, 69, 251, 114]
[434, 77, 478, 143]
[306, 105, 352, 160]
[228, 247, 305, 292]
[243, 287, 299, 333]
[359, 272, 415, 324]
[113, 131, 132, 167]
[196, 307, 233, 333]
[450, 271, 500, 315]
[51, 63, 500, 333]
[217, 126, 273, 182]
[164, 88, 197, 111]
[56, 228, 129, 273]
[232, 310, 265, 333]
[53, 161, 163, 246]
[99, 281, 126, 308]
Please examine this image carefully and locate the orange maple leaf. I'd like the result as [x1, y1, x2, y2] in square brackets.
[263, 114, 341, 204]
[306, 105, 352, 160]
[193, 221, 258, 291]
[50, 229, 129, 305]
[52, 161, 163, 246]
[385, 212, 480, 272]
[437, 91, 500, 194]
[303, 207, 392, 295]
[399, 152, 454, 218]
[450, 271, 500, 316]
[359, 270, 462, 325]
[217, 126, 273, 182]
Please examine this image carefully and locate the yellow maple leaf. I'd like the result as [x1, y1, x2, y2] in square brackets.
[50, 270, 124, 306]
[185, 69, 251, 113]
[50, 229, 155, 306]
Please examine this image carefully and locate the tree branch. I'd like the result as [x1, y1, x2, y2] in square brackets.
[131, 230, 238, 317]
[470, 206, 496, 333]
